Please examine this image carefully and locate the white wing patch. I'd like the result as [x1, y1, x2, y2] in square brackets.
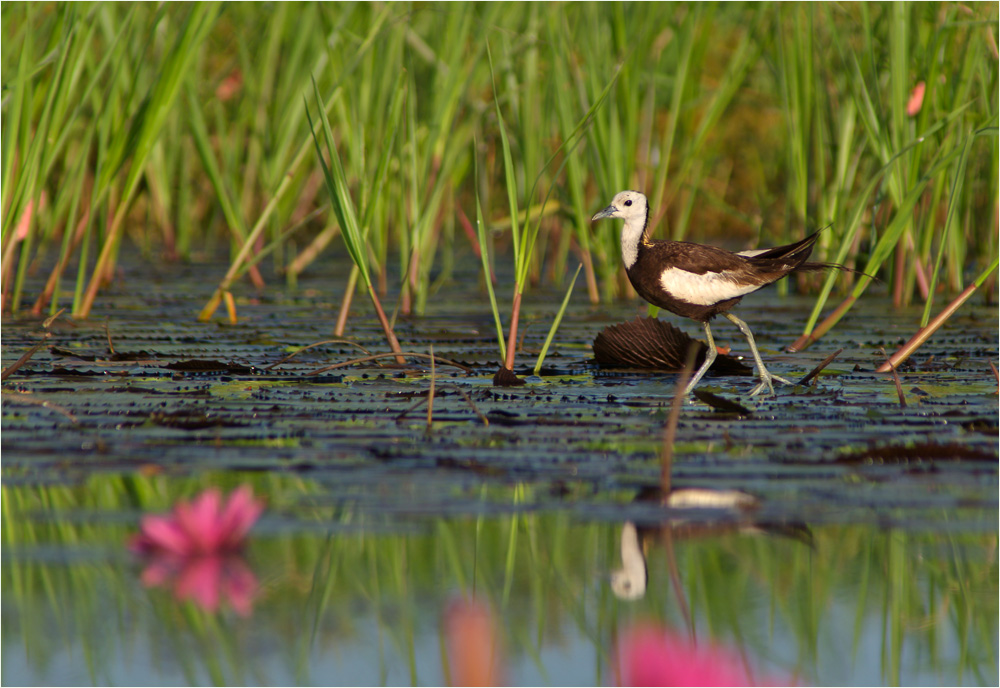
[659, 267, 762, 305]
[737, 248, 768, 257]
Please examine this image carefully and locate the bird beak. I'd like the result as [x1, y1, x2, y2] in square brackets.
[591, 204, 616, 221]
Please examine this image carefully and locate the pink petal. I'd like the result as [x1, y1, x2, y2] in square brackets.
[220, 557, 259, 617]
[175, 489, 225, 553]
[133, 515, 195, 557]
[130, 488, 263, 562]
[615, 624, 775, 687]
[174, 556, 223, 612]
[139, 558, 177, 587]
[216, 486, 263, 550]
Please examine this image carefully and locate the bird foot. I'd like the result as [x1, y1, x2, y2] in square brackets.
[748, 372, 793, 397]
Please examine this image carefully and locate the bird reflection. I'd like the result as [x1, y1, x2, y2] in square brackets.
[611, 521, 648, 601]
[611, 487, 811, 602]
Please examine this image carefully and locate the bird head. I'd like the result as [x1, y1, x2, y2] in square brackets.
[591, 190, 648, 223]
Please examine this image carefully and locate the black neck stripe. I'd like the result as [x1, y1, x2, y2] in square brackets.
[641, 201, 650, 243]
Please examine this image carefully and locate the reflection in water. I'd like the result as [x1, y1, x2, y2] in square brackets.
[443, 597, 504, 686]
[613, 622, 786, 686]
[441, 596, 789, 687]
[611, 487, 812, 602]
[139, 551, 258, 616]
[609, 488, 807, 686]
[611, 522, 647, 601]
[130, 486, 264, 616]
[2, 478, 995, 686]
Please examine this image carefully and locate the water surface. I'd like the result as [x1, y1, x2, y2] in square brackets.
[3, 254, 997, 685]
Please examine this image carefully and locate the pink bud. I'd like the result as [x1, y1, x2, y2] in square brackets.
[906, 81, 926, 117]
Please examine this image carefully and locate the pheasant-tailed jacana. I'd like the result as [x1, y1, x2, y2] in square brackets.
[593, 190, 834, 397]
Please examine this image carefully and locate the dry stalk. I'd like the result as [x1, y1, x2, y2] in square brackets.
[661, 343, 699, 494]
[879, 347, 907, 408]
[797, 348, 844, 386]
[876, 283, 980, 372]
[427, 345, 436, 429]
[264, 339, 371, 371]
[1, 333, 52, 381]
[311, 352, 472, 375]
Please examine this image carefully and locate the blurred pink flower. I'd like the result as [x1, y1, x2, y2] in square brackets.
[614, 623, 788, 687]
[906, 81, 926, 116]
[130, 486, 264, 616]
[444, 597, 504, 687]
[130, 486, 263, 557]
[14, 194, 45, 241]
[216, 68, 243, 102]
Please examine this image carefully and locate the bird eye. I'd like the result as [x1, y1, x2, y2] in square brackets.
[624, 200, 632, 207]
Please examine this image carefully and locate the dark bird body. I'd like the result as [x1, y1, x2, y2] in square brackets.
[627, 234, 826, 322]
[592, 190, 832, 397]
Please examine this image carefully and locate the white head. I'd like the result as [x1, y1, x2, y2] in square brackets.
[591, 190, 648, 223]
[592, 190, 649, 269]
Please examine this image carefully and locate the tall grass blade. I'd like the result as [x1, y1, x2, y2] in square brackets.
[305, 79, 405, 364]
[474, 145, 506, 363]
[487, 43, 522, 277]
[921, 123, 998, 326]
[306, 80, 370, 290]
[794, 106, 970, 349]
[77, 3, 221, 318]
[533, 263, 582, 376]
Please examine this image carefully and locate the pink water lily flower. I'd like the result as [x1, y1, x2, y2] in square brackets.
[614, 623, 789, 687]
[130, 486, 264, 557]
[130, 486, 264, 616]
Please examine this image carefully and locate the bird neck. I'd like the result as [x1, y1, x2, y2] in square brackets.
[620, 205, 649, 270]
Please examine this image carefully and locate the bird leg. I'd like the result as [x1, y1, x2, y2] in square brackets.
[683, 321, 718, 396]
[723, 312, 792, 396]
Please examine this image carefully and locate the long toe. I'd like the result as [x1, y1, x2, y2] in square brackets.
[747, 365, 797, 396]
[749, 372, 795, 397]
[749, 379, 775, 397]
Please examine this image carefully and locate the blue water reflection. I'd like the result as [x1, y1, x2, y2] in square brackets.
[3, 491, 996, 686]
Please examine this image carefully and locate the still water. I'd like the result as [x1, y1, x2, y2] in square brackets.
[3, 256, 997, 685]
[3, 478, 996, 686]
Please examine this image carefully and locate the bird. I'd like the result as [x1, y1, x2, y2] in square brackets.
[592, 190, 834, 397]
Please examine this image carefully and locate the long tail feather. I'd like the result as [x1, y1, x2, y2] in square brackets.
[799, 261, 875, 279]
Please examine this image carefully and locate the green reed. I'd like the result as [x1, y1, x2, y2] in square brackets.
[306, 78, 407, 363]
[1, 3, 996, 355]
[791, 3, 998, 351]
[482, 36, 617, 376]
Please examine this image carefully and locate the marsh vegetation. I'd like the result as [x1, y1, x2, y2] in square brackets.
[2, 3, 998, 686]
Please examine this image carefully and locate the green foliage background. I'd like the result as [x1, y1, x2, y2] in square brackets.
[1, 2, 997, 323]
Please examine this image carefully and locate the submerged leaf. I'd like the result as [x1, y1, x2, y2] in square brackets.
[492, 366, 526, 387]
[593, 317, 753, 375]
